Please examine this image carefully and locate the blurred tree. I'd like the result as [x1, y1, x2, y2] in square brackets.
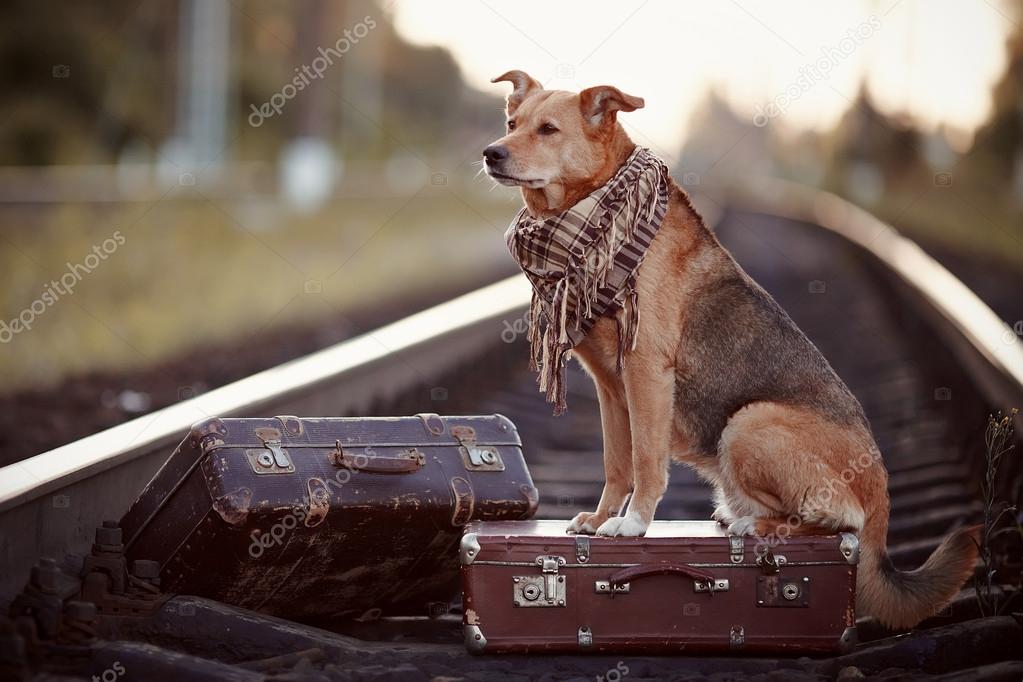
[823, 85, 928, 204]
[0, 0, 502, 165]
[676, 90, 775, 183]
[966, 1, 1023, 197]
[0, 0, 175, 164]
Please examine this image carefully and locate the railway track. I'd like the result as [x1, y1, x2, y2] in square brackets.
[2, 185, 1021, 681]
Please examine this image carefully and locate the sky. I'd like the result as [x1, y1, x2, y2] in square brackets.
[389, 0, 1014, 157]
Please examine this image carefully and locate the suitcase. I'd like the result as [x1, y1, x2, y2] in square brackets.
[460, 520, 859, 655]
[119, 414, 539, 620]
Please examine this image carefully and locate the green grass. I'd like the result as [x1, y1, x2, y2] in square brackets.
[0, 187, 519, 395]
[867, 185, 1023, 272]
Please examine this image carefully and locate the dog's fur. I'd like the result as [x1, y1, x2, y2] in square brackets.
[485, 70, 978, 629]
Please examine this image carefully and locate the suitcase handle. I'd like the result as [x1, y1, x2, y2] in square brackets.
[608, 562, 716, 587]
[329, 442, 425, 474]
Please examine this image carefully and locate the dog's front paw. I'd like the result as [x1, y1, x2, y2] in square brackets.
[566, 512, 604, 535]
[711, 504, 734, 527]
[595, 512, 648, 537]
[727, 515, 759, 537]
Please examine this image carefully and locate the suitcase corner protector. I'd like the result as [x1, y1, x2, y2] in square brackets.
[839, 625, 858, 653]
[460, 532, 480, 566]
[838, 532, 860, 565]
[464, 624, 487, 654]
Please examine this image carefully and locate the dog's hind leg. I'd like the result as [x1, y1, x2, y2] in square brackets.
[716, 402, 877, 542]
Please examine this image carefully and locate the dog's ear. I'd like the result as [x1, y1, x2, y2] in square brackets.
[491, 70, 543, 115]
[579, 86, 644, 127]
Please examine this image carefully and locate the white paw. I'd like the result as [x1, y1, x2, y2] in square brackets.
[727, 516, 758, 536]
[566, 513, 599, 535]
[595, 512, 648, 537]
[711, 504, 734, 525]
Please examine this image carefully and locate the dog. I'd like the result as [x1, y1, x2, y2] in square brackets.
[484, 70, 978, 629]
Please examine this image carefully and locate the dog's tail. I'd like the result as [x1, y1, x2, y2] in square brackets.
[855, 516, 979, 630]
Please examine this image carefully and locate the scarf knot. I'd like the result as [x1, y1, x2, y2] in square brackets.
[505, 146, 670, 414]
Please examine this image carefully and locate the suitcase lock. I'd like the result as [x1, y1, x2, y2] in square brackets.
[247, 439, 295, 475]
[757, 575, 810, 607]
[512, 555, 566, 607]
[451, 426, 505, 472]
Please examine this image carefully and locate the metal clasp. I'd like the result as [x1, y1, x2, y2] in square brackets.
[577, 626, 593, 648]
[729, 535, 744, 564]
[540, 555, 563, 603]
[694, 578, 730, 593]
[452, 425, 505, 471]
[247, 438, 295, 475]
[575, 535, 590, 563]
[755, 545, 787, 574]
[512, 555, 567, 608]
[262, 439, 291, 468]
[595, 580, 630, 594]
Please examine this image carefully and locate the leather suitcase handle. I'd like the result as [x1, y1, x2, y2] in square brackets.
[329, 443, 425, 474]
[609, 562, 716, 586]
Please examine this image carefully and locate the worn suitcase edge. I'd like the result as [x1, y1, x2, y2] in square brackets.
[459, 526, 860, 656]
[123, 413, 533, 551]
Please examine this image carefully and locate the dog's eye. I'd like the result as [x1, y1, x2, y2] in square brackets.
[507, 120, 516, 131]
[538, 123, 559, 135]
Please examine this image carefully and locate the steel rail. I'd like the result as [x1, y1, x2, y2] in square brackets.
[0, 275, 531, 597]
[728, 179, 1023, 403]
[1, 182, 1019, 599]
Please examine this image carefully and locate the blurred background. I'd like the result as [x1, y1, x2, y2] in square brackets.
[1, 0, 1021, 462]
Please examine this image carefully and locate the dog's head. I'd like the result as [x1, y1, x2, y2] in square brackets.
[484, 70, 644, 213]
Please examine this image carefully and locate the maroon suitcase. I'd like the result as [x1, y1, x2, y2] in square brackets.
[460, 520, 858, 655]
[119, 414, 538, 620]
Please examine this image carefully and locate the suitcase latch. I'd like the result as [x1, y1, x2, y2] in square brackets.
[729, 535, 744, 564]
[452, 425, 505, 471]
[512, 555, 566, 608]
[460, 445, 505, 471]
[246, 439, 295, 475]
[755, 545, 787, 574]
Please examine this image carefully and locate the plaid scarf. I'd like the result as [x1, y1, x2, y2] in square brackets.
[505, 146, 671, 415]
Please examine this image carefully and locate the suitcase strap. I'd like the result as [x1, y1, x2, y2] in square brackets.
[608, 562, 717, 588]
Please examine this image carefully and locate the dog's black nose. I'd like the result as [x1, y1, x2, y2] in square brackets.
[483, 145, 509, 163]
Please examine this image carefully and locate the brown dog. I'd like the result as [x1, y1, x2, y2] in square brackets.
[485, 70, 978, 629]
